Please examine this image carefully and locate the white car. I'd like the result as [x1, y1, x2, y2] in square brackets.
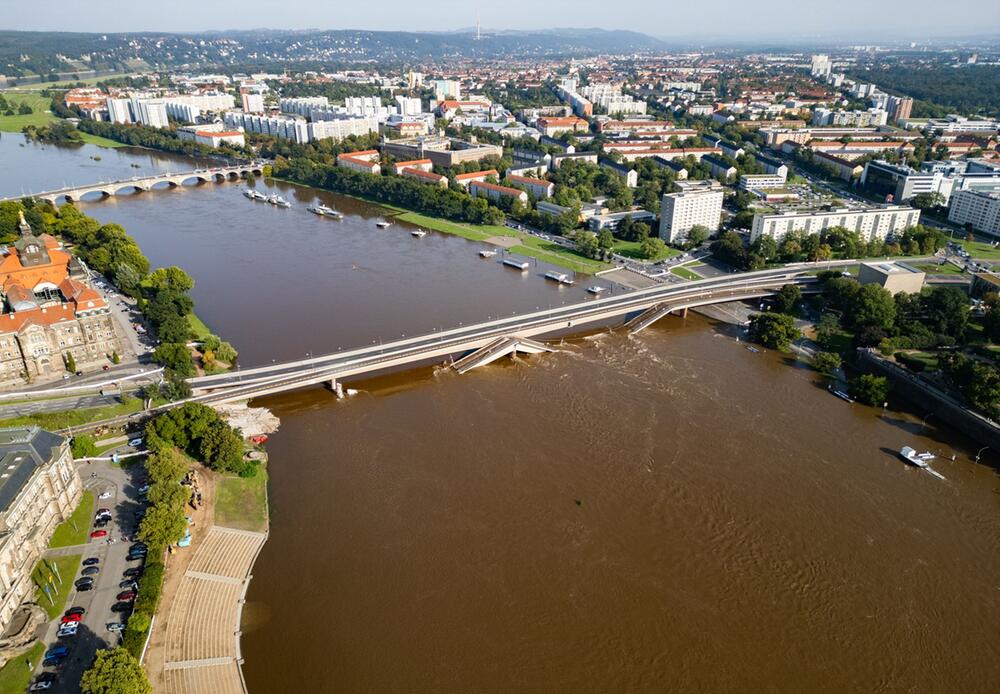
[99, 490, 113, 500]
[128, 438, 143, 447]
[106, 622, 125, 632]
[57, 624, 78, 637]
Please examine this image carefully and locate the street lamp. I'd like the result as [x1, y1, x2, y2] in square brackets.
[975, 446, 989, 463]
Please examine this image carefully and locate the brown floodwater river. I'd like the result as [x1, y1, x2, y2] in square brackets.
[5, 138, 999, 692]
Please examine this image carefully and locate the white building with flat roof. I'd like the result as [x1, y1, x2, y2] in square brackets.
[659, 181, 724, 244]
[241, 92, 265, 113]
[131, 98, 169, 128]
[948, 187, 1000, 237]
[106, 98, 132, 124]
[751, 205, 921, 243]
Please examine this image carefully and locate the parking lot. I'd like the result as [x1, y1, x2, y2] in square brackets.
[28, 452, 150, 692]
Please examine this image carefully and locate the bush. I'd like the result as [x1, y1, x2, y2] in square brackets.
[748, 313, 801, 351]
[850, 374, 891, 406]
[71, 434, 98, 459]
[812, 351, 842, 375]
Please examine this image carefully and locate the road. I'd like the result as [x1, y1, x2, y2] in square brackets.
[31, 451, 148, 693]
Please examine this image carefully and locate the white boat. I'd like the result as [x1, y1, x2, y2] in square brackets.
[243, 190, 255, 199]
[266, 194, 278, 205]
[375, 220, 392, 229]
[318, 205, 341, 218]
[274, 196, 291, 208]
[308, 205, 326, 215]
[898, 446, 947, 480]
[587, 285, 605, 294]
[411, 230, 427, 238]
[545, 271, 569, 283]
[828, 385, 853, 403]
[250, 190, 266, 201]
[479, 249, 497, 258]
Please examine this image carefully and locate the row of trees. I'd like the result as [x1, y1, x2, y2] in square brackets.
[272, 157, 506, 226]
[72, 117, 246, 160]
[712, 225, 947, 271]
[146, 402, 255, 476]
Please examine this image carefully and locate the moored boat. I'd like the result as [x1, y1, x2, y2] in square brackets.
[479, 249, 497, 258]
[375, 220, 392, 228]
[587, 285, 605, 294]
[411, 230, 427, 238]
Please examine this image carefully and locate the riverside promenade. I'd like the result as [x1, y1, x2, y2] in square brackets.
[145, 468, 269, 694]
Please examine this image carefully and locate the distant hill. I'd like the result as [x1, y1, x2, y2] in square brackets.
[0, 28, 668, 78]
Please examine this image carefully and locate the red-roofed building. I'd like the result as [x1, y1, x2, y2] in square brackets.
[536, 116, 590, 137]
[437, 99, 491, 118]
[337, 150, 382, 175]
[0, 212, 123, 385]
[470, 181, 528, 205]
[392, 159, 434, 175]
[401, 168, 448, 187]
[506, 174, 554, 199]
[454, 169, 498, 188]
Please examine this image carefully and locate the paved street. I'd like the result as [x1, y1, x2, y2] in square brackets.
[29, 453, 148, 693]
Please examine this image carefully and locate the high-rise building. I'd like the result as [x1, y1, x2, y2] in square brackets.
[948, 186, 1000, 237]
[810, 54, 833, 78]
[430, 79, 461, 101]
[750, 205, 920, 243]
[130, 98, 169, 128]
[106, 97, 132, 124]
[658, 181, 724, 244]
[241, 92, 265, 113]
[395, 95, 422, 116]
[887, 95, 913, 122]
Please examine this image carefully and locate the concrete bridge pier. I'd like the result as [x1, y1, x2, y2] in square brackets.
[324, 379, 345, 398]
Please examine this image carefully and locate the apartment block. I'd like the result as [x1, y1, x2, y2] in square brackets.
[750, 205, 921, 243]
[658, 181, 724, 244]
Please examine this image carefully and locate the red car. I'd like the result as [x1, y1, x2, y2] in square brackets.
[60, 614, 83, 624]
[90, 530, 108, 539]
[116, 590, 136, 601]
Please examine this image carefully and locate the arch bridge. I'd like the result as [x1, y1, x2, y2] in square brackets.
[0, 163, 265, 205]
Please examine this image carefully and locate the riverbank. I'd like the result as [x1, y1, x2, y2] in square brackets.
[0, 92, 125, 148]
[271, 177, 611, 275]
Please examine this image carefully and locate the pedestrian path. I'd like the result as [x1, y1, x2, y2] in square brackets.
[160, 526, 267, 694]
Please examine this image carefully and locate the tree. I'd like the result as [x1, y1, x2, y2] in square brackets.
[138, 502, 188, 549]
[80, 647, 152, 694]
[215, 341, 238, 364]
[921, 286, 969, 341]
[639, 236, 668, 260]
[144, 447, 189, 484]
[199, 420, 245, 473]
[748, 313, 801, 351]
[774, 284, 802, 315]
[983, 293, 1000, 343]
[910, 192, 945, 210]
[574, 231, 599, 259]
[816, 313, 842, 350]
[813, 351, 842, 375]
[685, 225, 710, 249]
[71, 434, 98, 459]
[597, 228, 615, 253]
[152, 343, 194, 378]
[850, 284, 896, 331]
[64, 352, 77, 374]
[849, 374, 890, 407]
[147, 266, 194, 294]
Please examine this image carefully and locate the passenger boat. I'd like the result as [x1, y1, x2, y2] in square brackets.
[266, 194, 279, 205]
[828, 385, 854, 402]
[243, 190, 255, 199]
[503, 258, 530, 271]
[375, 220, 392, 229]
[479, 249, 497, 258]
[316, 205, 342, 218]
[308, 205, 326, 215]
[274, 196, 291, 208]
[545, 271, 569, 283]
[411, 230, 427, 238]
[898, 446, 947, 480]
[587, 285, 605, 294]
[249, 190, 266, 201]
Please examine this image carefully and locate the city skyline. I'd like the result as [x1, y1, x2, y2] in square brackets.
[4, 0, 1000, 40]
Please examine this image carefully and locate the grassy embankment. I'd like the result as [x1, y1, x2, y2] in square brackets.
[0, 399, 145, 430]
[392, 210, 610, 274]
[911, 262, 967, 275]
[33, 554, 83, 619]
[214, 461, 269, 533]
[960, 239, 1000, 260]
[0, 642, 44, 692]
[48, 491, 95, 548]
[0, 91, 125, 148]
[612, 239, 679, 262]
[671, 266, 702, 281]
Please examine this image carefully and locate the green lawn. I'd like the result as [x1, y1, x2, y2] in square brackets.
[671, 266, 702, 281]
[188, 312, 212, 341]
[214, 465, 269, 533]
[895, 350, 940, 371]
[960, 239, 1000, 260]
[912, 262, 967, 275]
[48, 491, 95, 548]
[0, 93, 56, 132]
[0, 399, 145, 431]
[393, 211, 501, 241]
[613, 239, 680, 262]
[0, 641, 44, 693]
[32, 554, 82, 619]
[78, 131, 128, 148]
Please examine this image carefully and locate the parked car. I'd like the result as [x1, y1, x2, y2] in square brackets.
[117, 590, 137, 601]
[64, 607, 85, 616]
[110, 602, 133, 613]
[60, 614, 82, 624]
[120, 579, 138, 589]
[98, 490, 113, 500]
[29, 673, 56, 691]
[82, 558, 99, 567]
[106, 622, 126, 632]
[45, 645, 69, 659]
[126, 553, 145, 563]
[123, 567, 142, 578]
[90, 530, 108, 539]
[94, 518, 110, 529]
[128, 438, 143, 447]
[81, 566, 100, 577]
[74, 578, 94, 590]
[57, 624, 78, 637]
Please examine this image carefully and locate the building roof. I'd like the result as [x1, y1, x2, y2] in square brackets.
[454, 169, 498, 181]
[402, 168, 447, 183]
[471, 181, 526, 197]
[0, 426, 65, 514]
[506, 174, 552, 187]
[394, 159, 433, 169]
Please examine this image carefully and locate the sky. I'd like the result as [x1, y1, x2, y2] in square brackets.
[3, 0, 999, 40]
